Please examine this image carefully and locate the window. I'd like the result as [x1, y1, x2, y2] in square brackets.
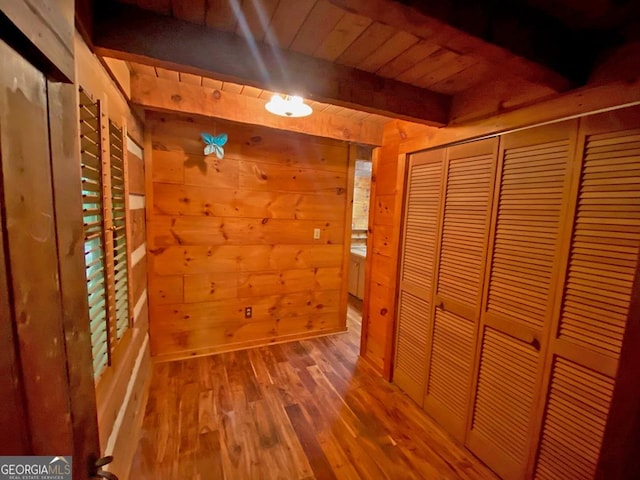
[79, 88, 131, 378]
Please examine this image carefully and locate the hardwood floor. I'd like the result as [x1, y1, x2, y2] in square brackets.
[129, 300, 498, 479]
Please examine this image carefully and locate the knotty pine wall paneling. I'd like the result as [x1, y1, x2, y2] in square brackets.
[361, 140, 405, 376]
[147, 112, 352, 360]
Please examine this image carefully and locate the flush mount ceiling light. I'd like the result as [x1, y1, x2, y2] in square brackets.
[265, 94, 312, 118]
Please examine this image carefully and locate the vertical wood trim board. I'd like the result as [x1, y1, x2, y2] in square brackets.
[147, 112, 350, 359]
[359, 147, 379, 361]
[340, 145, 357, 328]
[103, 333, 151, 480]
[360, 140, 403, 376]
[0, 42, 33, 455]
[0, 39, 74, 454]
[384, 151, 409, 380]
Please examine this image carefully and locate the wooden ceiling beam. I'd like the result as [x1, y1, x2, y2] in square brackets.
[328, 0, 580, 91]
[130, 73, 386, 146]
[92, 2, 450, 126]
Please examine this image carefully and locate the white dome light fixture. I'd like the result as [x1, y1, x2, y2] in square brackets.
[265, 94, 312, 118]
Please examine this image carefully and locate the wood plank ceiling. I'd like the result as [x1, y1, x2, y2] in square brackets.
[94, 0, 635, 126]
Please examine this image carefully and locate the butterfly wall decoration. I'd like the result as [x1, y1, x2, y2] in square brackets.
[200, 132, 228, 159]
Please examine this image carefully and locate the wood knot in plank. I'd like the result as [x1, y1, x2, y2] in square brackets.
[252, 165, 268, 181]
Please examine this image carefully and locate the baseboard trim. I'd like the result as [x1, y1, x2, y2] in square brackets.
[152, 326, 348, 364]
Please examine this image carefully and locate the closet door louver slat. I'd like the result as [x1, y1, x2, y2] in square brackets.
[425, 308, 474, 421]
[558, 128, 640, 357]
[399, 157, 443, 295]
[472, 328, 539, 467]
[533, 113, 640, 480]
[423, 138, 497, 440]
[486, 138, 570, 330]
[394, 150, 444, 404]
[394, 292, 430, 403]
[436, 150, 494, 310]
[534, 358, 614, 480]
[468, 121, 577, 480]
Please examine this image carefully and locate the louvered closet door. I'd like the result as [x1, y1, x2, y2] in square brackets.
[393, 149, 444, 404]
[532, 107, 640, 479]
[466, 121, 579, 480]
[423, 138, 498, 441]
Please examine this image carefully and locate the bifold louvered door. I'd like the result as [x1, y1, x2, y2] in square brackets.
[422, 138, 498, 440]
[394, 149, 444, 403]
[466, 121, 579, 480]
[532, 106, 640, 479]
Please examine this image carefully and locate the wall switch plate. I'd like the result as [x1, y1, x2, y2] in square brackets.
[245, 306, 252, 318]
[313, 228, 321, 239]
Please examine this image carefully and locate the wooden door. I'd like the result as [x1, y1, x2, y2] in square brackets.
[0, 160, 31, 454]
[466, 120, 579, 479]
[393, 149, 444, 403]
[0, 38, 100, 477]
[423, 138, 497, 440]
[531, 107, 640, 479]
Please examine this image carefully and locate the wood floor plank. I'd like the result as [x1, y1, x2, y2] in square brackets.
[129, 300, 499, 480]
[285, 403, 338, 480]
[195, 430, 223, 479]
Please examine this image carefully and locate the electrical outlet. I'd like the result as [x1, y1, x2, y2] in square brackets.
[244, 306, 252, 318]
[313, 228, 321, 240]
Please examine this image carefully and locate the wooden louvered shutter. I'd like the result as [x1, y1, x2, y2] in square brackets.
[533, 107, 640, 479]
[423, 138, 497, 440]
[394, 149, 444, 403]
[109, 120, 131, 339]
[79, 89, 110, 377]
[467, 121, 578, 480]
